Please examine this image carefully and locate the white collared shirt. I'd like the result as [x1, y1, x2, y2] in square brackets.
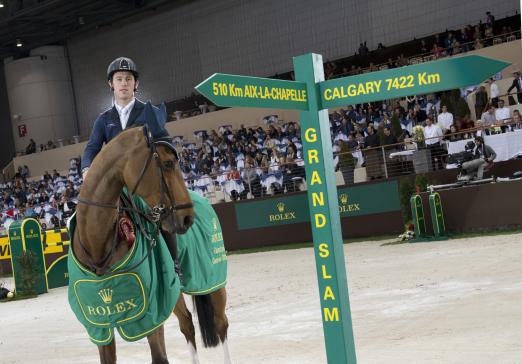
[437, 112, 454, 130]
[423, 124, 443, 145]
[490, 82, 499, 98]
[495, 107, 511, 121]
[114, 98, 135, 129]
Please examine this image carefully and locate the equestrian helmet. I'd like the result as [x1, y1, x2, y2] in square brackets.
[107, 57, 138, 80]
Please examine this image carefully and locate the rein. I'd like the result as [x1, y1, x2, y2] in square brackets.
[75, 133, 193, 276]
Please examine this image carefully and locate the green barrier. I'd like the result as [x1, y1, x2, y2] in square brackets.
[46, 254, 69, 289]
[429, 193, 447, 237]
[410, 195, 428, 239]
[8, 218, 48, 295]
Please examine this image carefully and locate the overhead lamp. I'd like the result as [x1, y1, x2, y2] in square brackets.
[0, 1, 4, 8]
[16, 39, 22, 47]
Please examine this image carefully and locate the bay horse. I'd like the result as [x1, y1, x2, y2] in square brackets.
[72, 126, 230, 364]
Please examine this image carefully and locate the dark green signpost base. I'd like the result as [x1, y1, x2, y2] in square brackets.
[9, 218, 48, 295]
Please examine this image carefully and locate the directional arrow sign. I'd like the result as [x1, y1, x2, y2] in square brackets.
[195, 73, 309, 110]
[319, 55, 510, 109]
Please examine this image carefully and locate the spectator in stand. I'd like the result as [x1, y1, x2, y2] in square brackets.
[364, 125, 382, 179]
[241, 157, 261, 198]
[382, 126, 398, 146]
[474, 85, 489, 120]
[431, 42, 444, 59]
[406, 95, 417, 110]
[459, 115, 475, 130]
[437, 105, 454, 133]
[507, 71, 522, 104]
[486, 11, 495, 25]
[488, 78, 500, 108]
[413, 104, 427, 124]
[420, 39, 428, 53]
[495, 99, 511, 121]
[423, 116, 444, 170]
[26, 139, 37, 155]
[474, 38, 484, 49]
[484, 24, 494, 41]
[512, 112, 521, 129]
[445, 125, 462, 142]
[494, 99, 512, 132]
[480, 104, 497, 129]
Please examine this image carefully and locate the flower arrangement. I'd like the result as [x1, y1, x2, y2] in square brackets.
[398, 223, 415, 241]
[412, 125, 425, 148]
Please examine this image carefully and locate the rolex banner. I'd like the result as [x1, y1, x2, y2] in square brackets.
[234, 180, 400, 230]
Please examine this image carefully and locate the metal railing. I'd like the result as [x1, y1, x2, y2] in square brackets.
[334, 119, 522, 183]
[332, 29, 521, 79]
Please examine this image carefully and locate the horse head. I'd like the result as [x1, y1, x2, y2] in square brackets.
[122, 125, 195, 234]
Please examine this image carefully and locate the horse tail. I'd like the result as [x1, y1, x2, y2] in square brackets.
[193, 294, 220, 348]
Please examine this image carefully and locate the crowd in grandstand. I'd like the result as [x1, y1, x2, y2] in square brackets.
[2, 93, 521, 233]
[2, 11, 521, 234]
[0, 160, 81, 235]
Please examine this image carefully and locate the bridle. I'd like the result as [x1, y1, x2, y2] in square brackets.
[75, 127, 193, 276]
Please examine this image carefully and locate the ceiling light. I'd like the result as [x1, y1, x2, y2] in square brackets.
[16, 39, 22, 47]
[0, 2, 4, 8]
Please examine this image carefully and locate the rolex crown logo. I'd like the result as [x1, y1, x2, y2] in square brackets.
[277, 202, 285, 213]
[98, 289, 113, 304]
[340, 194, 348, 204]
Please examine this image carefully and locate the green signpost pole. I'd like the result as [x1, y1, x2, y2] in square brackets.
[293, 53, 357, 364]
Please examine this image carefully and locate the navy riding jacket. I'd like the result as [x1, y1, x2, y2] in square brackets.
[81, 99, 152, 171]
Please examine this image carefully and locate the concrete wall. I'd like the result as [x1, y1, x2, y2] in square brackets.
[67, 0, 519, 138]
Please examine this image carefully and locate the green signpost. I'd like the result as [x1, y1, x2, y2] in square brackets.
[196, 73, 308, 110]
[196, 54, 509, 363]
[319, 55, 510, 108]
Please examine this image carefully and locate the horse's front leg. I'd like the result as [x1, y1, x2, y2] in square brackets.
[147, 325, 170, 364]
[98, 339, 117, 364]
[173, 294, 200, 364]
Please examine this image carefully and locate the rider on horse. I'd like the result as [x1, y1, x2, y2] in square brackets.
[80, 56, 180, 268]
[81, 56, 147, 178]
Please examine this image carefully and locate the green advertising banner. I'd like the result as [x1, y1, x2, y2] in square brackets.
[235, 180, 399, 230]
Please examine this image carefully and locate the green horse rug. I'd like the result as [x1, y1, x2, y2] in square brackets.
[67, 192, 181, 346]
[176, 190, 227, 295]
[67, 190, 227, 345]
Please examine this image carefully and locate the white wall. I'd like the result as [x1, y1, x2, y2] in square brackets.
[4, 46, 77, 153]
